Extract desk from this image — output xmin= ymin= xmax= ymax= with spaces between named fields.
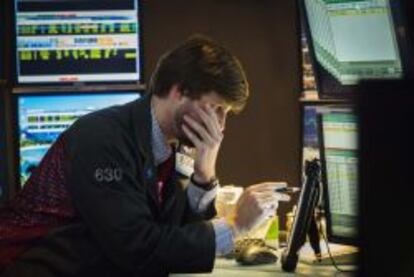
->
xmin=172 ymin=250 xmax=357 ymax=277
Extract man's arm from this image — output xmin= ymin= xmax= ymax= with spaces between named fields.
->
xmin=186 ymin=180 xmax=218 ymax=211
xmin=65 ymin=119 xmax=216 ymax=274
xmin=185 ymin=180 xmax=237 ymax=256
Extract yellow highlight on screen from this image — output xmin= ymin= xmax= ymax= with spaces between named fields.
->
xmin=125 ymin=52 xmax=136 ymax=59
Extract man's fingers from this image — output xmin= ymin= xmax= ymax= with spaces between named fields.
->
xmin=183 ymin=115 xmax=214 ymax=144
xmin=182 ymin=124 xmax=201 ymax=147
xmin=275 ymin=193 xmax=291 ymax=202
xmin=205 ymin=104 xmax=226 ymax=134
xmin=195 ymin=105 xmax=221 ymax=139
xmin=253 ymin=192 xmax=277 ymax=201
xmin=254 ymin=192 xmax=291 ymax=205
xmin=248 ymin=190 xmax=290 ymax=213
xmin=259 ymin=199 xmax=279 ymax=210
xmin=271 ymin=182 xmax=288 ymax=190
xmin=247 ymin=182 xmax=288 ymax=192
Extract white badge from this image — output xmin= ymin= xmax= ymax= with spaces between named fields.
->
xmin=175 ymin=152 xmax=194 ymax=177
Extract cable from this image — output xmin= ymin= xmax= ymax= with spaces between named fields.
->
xmin=317 ymin=220 xmax=356 ymax=275
xmin=314 ymin=168 xmax=356 ymax=275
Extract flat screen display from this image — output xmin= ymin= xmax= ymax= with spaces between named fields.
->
xmin=18 ymin=92 xmax=140 ymax=184
xmin=301 ymin=0 xmax=405 ymax=98
xmin=320 ymin=110 xmax=359 ymax=244
xmin=15 ymin=0 xmax=141 ymax=84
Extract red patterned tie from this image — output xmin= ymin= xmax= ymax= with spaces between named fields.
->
xmin=156 ymin=154 xmax=174 ymax=205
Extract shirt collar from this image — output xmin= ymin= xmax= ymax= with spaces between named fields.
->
xmin=151 ymin=101 xmax=173 ymax=166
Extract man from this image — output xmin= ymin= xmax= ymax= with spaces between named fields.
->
xmin=0 ymin=35 xmax=289 ymax=276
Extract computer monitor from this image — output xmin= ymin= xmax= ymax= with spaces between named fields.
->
xmin=303 ymin=105 xmax=320 ymax=149
xmin=14 ymin=0 xmax=142 ymax=84
xmin=16 ymin=91 xmax=141 ymax=185
xmin=301 ymin=105 xmax=338 ymax=173
xmin=358 ymin=80 xmax=414 ymax=276
xmin=301 ymin=105 xmax=321 ymax=183
xmin=299 ymin=0 xmax=408 ymax=98
xmin=318 ymin=108 xmax=359 ymax=246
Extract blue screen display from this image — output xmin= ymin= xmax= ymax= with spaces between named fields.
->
xmin=18 ymin=92 xmax=140 ymax=184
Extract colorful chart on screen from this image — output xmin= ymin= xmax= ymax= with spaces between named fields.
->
xmin=18 ymin=92 xmax=140 ymax=185
xmin=15 ymin=0 xmax=141 ymax=84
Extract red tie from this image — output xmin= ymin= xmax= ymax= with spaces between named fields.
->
xmin=156 ymin=154 xmax=174 ymax=205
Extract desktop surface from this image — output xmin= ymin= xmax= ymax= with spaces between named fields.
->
xmin=172 ymin=246 xmax=357 ymax=277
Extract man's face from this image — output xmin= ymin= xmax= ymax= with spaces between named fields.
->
xmin=172 ymin=92 xmax=231 ymax=147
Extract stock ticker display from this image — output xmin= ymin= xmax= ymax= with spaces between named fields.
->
xmin=17 ymin=92 xmax=140 ymax=185
xmin=15 ymin=0 xmax=141 ymax=84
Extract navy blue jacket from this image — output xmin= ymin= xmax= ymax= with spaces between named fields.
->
xmin=2 ymin=94 xmax=216 ymax=277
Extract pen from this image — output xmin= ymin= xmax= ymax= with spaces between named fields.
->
xmin=274 ymin=187 xmax=301 ymax=194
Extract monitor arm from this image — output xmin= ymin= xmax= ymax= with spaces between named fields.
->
xmin=281 ymin=159 xmax=321 ymax=272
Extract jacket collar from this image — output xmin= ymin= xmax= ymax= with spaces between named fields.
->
xmin=131 ymin=92 xmax=155 ymax=168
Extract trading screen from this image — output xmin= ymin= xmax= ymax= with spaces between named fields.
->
xmin=304 ymin=0 xmax=402 ymax=85
xmin=15 ymin=0 xmax=141 ymax=83
xmin=18 ymin=92 xmax=140 ymax=185
xmin=321 ymin=112 xmax=358 ymax=239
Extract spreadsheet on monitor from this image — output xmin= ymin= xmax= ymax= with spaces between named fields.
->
xmin=321 ymin=112 xmax=358 ymax=238
xmin=304 ymin=0 xmax=402 ymax=85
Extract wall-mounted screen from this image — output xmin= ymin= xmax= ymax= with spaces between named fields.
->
xmin=300 ymin=0 xmax=407 ymax=98
xmin=17 ymin=92 xmax=140 ymax=184
xmin=15 ymin=0 xmax=141 ymax=84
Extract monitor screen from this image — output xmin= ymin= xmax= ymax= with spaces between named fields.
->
xmin=14 ymin=0 xmax=141 ymax=84
xmin=303 ymin=106 xmax=319 ymax=149
xmin=302 ymin=106 xmax=320 ymax=175
xmin=301 ymin=0 xmax=405 ymax=98
xmin=319 ymin=109 xmax=359 ymax=245
xmin=17 ymin=92 xmax=140 ymax=185
xmin=302 ymin=105 xmax=338 ymax=166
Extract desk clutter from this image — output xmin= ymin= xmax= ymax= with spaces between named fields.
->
xmin=224 ymin=238 xmax=278 ymax=266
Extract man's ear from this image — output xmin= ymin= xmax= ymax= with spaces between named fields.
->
xmin=168 ymin=84 xmax=184 ymax=101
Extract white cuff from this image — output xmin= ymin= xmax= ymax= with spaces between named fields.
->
xmin=187 ymin=182 xmax=218 ymax=213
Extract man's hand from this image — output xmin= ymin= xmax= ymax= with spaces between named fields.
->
xmin=225 ymin=182 xmax=291 ymax=236
xmin=182 ymin=104 xmax=224 ymax=184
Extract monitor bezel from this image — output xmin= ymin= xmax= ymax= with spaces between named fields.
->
xmin=11 ymin=0 xmax=144 ymax=87
xmin=298 ymin=0 xmax=412 ymax=99
xmin=317 ymin=106 xmax=359 ymax=246
xmin=12 ymin=87 xmax=143 ymax=188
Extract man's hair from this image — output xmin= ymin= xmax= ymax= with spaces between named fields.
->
xmin=148 ymin=34 xmax=249 ymax=113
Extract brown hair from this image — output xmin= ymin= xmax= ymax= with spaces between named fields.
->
xmin=149 ymin=34 xmax=249 ymax=113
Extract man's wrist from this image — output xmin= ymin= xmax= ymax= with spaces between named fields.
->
xmin=192 ymin=172 xmax=216 ymax=184
xmin=191 ymin=173 xmax=218 ymax=190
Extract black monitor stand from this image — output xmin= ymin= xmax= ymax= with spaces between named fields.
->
xmin=281 ymin=159 xmax=321 ymax=272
